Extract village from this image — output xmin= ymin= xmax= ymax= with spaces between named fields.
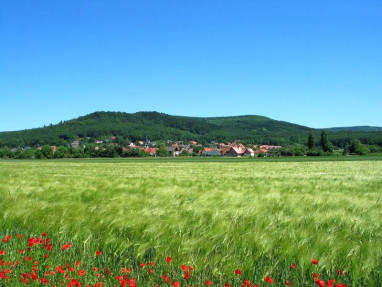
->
xmin=67 ymin=137 xmax=282 ymax=157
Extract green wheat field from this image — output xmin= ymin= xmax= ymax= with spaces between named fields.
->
xmin=0 ymin=158 xmax=381 ymax=286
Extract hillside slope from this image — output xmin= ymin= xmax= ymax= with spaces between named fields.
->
xmin=326 ymin=126 xmax=382 ymax=132
xmin=0 ymin=111 xmax=381 ymax=147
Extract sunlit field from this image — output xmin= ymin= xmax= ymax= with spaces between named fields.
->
xmin=1 ymin=159 xmax=381 ymax=286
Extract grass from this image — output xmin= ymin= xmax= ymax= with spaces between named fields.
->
xmin=0 ymin=158 xmax=381 ymax=286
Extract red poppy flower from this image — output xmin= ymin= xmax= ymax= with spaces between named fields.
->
xmin=235 ymin=269 xmax=242 ymax=275
xmin=62 ymin=243 xmax=71 ymax=251
xmin=286 ymin=281 xmax=290 ymax=286
xmin=96 ymin=250 xmax=102 ymax=256
xmin=56 ymin=265 xmax=65 ymax=273
xmin=315 ymin=279 xmax=325 ymax=287
xmin=205 ymin=280 xmax=211 ymax=286
xmin=0 ymin=250 xmax=4 ymax=256
xmin=162 ymin=275 xmax=170 ymax=283
xmin=312 ymin=259 xmax=318 ymax=265
xmin=338 ymin=269 xmax=343 ymax=276
xmin=265 ymin=276 xmax=273 ymax=284
xmin=78 ymin=270 xmax=86 ymax=276
xmin=166 ymin=257 xmax=172 ymax=263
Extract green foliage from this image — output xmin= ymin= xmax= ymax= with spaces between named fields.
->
xmin=306 ymin=148 xmax=323 ymax=156
xmin=350 ymin=139 xmax=370 ymax=155
xmin=41 ymin=145 xmax=53 ymax=159
xmin=291 ymin=144 xmax=306 ymax=156
xmin=320 ymin=130 xmax=328 ymax=151
xmin=1 ymin=112 xmax=381 ymax=150
xmin=156 ymin=145 xmax=168 ymax=157
xmin=308 ymin=131 xmax=315 ymax=150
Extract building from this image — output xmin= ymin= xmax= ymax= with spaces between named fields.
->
xmin=167 ymin=146 xmax=181 ymax=157
xmin=203 ymin=149 xmax=221 ymax=156
xmin=71 ymin=140 xmax=80 ymax=149
xmin=226 ymin=147 xmax=244 ymax=157
xmin=243 ymin=148 xmax=255 ymax=157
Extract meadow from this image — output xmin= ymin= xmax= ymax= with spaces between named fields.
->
xmin=0 ymin=158 xmax=381 ymax=286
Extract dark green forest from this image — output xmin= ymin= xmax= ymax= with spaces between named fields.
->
xmin=0 ymin=111 xmax=381 ymax=149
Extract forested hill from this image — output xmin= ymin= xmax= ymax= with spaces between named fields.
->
xmin=0 ymin=111 xmax=381 ymax=148
xmin=326 ymin=126 xmax=382 ymax=132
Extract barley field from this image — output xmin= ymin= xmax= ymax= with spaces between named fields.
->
xmin=0 ymin=159 xmax=381 ymax=286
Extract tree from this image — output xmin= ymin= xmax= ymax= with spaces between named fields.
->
xmin=55 ymin=146 xmax=68 ymax=158
xmin=292 ymin=145 xmax=305 ymax=156
xmin=41 ymin=145 xmax=53 ymax=159
xmin=320 ymin=131 xmax=331 ymax=152
xmin=349 ymin=139 xmax=369 ymax=155
xmin=157 ymin=145 xmax=168 ymax=157
xmin=308 ymin=132 xmax=315 ymax=150
xmin=181 ymin=150 xmax=191 ymax=156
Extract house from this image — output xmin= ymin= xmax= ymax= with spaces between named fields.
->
xmin=202 ymin=147 xmax=212 ymax=155
xmin=149 ymin=147 xmax=157 ymax=156
xmin=167 ymin=146 xmax=181 ymax=157
xmin=181 ymin=148 xmax=193 ymax=155
xmin=255 ymin=148 xmax=268 ymax=156
xmin=219 ymin=148 xmax=230 ymax=155
xmin=243 ymin=148 xmax=255 ymax=157
xmin=203 ymin=149 xmax=221 ymax=156
xmin=71 ymin=140 xmax=80 ymax=149
xmin=260 ymin=148 xmax=268 ymax=154
xmin=226 ymin=147 xmax=244 ymax=157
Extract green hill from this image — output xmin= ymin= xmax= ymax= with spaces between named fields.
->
xmin=0 ymin=111 xmax=381 ymax=148
xmin=326 ymin=126 xmax=382 ymax=132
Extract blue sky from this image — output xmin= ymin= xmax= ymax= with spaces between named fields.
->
xmin=1 ymin=0 xmax=381 ymax=131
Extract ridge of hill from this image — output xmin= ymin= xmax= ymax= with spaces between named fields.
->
xmin=325 ymin=126 xmax=382 ymax=132
xmin=0 ymin=111 xmax=381 ymax=148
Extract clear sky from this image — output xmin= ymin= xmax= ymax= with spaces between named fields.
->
xmin=1 ymin=0 xmax=381 ymax=132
